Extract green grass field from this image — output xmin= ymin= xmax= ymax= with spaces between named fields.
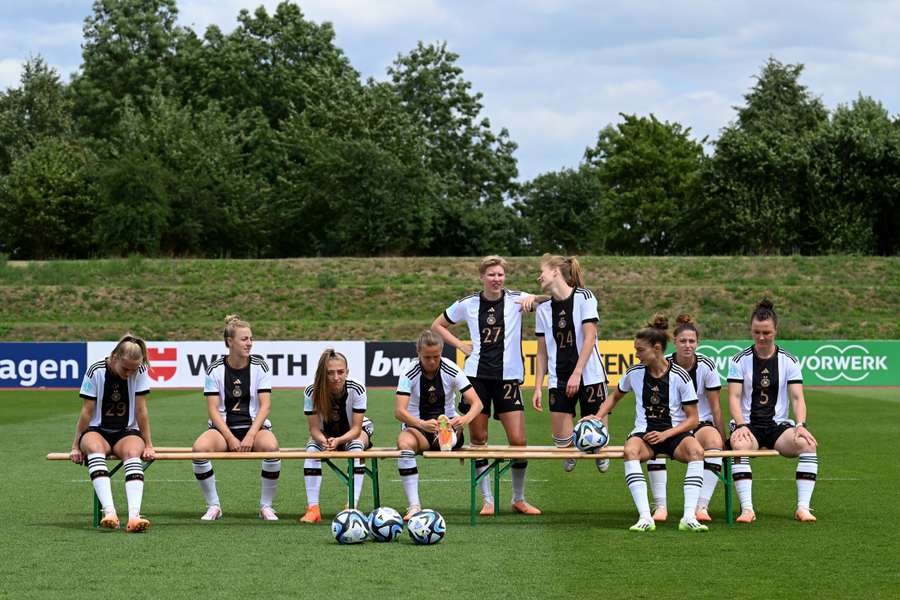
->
xmin=2 ymin=387 xmax=897 ymax=599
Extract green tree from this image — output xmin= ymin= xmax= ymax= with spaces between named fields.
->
xmin=708 ymin=58 xmax=828 ymax=254
xmin=517 ymin=166 xmax=604 ymax=254
xmin=387 ymin=42 xmax=521 ymax=254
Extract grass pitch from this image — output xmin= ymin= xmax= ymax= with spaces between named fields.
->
xmin=1 ymin=387 xmax=898 ymax=599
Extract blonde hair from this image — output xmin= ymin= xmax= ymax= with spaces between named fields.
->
xmin=416 ymin=329 xmax=444 ymax=352
xmin=312 ymin=348 xmax=348 ymax=421
xmin=110 ymin=333 xmax=149 ymax=365
xmin=636 ymin=314 xmax=671 ymax=351
xmin=540 ymin=254 xmax=584 ymax=288
xmin=479 ymin=255 xmax=508 ymax=275
xmin=223 ymin=314 xmax=251 ymax=348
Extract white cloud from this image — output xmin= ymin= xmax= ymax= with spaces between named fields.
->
xmin=0 ymin=58 xmax=24 ymax=90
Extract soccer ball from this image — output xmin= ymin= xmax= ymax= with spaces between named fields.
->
xmin=406 ymin=509 xmax=445 ymax=545
xmin=331 ymin=509 xmax=369 ymax=544
xmin=368 ymin=507 xmax=403 ymax=543
xmin=574 ymin=419 xmax=610 ymax=452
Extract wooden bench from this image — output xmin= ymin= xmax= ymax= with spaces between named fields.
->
xmin=46 ymin=447 xmax=401 ymax=527
xmin=423 ymin=446 xmax=780 ymax=526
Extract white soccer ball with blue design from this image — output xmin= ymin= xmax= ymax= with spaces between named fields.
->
xmin=368 ymin=507 xmax=403 ymax=543
xmin=332 ymin=509 xmax=369 ymax=544
xmin=574 ymin=419 xmax=610 ymax=452
xmin=407 ymin=509 xmax=446 ymax=545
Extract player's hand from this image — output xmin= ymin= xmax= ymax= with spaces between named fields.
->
xmin=422 ymin=419 xmax=439 ymax=433
xmin=324 ymin=437 xmax=337 ymax=451
xmin=730 ymin=426 xmax=752 ymax=445
xmin=565 ymin=373 xmax=581 ymax=398
xmin=226 ymin=434 xmax=242 ymax=452
xmin=643 ymin=430 xmax=665 ymax=444
xmin=532 ymin=389 xmax=543 ymax=412
xmin=142 ymin=445 xmax=155 ymax=461
xmin=578 ymin=414 xmax=600 ymax=424
xmin=795 ymin=426 xmax=817 ymax=448
xmin=515 ymin=296 xmax=536 ymax=312
xmin=449 ymin=416 xmax=464 ymax=429
xmin=458 ymin=342 xmax=473 ymax=357
xmin=70 ymin=447 xmax=84 ymax=465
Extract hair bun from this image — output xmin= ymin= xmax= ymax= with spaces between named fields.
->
xmin=756 ymin=299 xmax=774 ymax=311
xmin=224 ymin=314 xmax=241 ymax=325
xmin=675 ymin=313 xmax=694 ymax=326
xmin=648 ymin=313 xmax=669 ymax=330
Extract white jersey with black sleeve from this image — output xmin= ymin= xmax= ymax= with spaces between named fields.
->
xmin=204 ymin=356 xmax=272 ymax=429
xmin=79 ymin=359 xmax=150 ymax=430
xmin=617 ymin=362 xmax=698 ymax=435
xmin=668 ymin=352 xmax=722 ymax=423
xmin=535 ymin=287 xmax=607 ymax=388
xmin=727 ymin=345 xmax=803 ymax=426
xmin=443 ymin=288 xmax=529 ymax=382
xmin=303 ymin=378 xmax=367 ymax=436
xmin=396 ymin=357 xmax=472 ymax=423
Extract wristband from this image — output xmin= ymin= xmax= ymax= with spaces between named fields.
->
xmin=734 ymin=424 xmax=748 ymax=431
xmin=796 ymin=422 xmax=807 ymax=429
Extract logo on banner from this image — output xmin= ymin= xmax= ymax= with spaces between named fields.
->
xmin=801 ymin=344 xmax=888 ymax=382
xmin=148 ymin=347 xmax=178 ymax=382
xmin=696 ymin=344 xmax=745 ymax=383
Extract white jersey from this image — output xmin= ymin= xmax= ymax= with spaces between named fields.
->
xmin=535 ymin=287 xmax=607 ymax=388
xmin=668 ymin=352 xmax=721 ymax=423
xmin=617 ymin=362 xmax=698 ymax=435
xmin=304 ymin=378 xmax=367 ymax=436
xmin=444 ymin=289 xmax=530 ymax=382
xmin=396 ymin=357 xmax=472 ymax=422
xmin=727 ymin=345 xmax=803 ymax=425
xmin=204 ymin=356 xmax=272 ymax=429
xmin=79 ymin=359 xmax=150 ymax=430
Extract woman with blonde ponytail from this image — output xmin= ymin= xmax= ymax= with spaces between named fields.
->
xmin=70 ymin=334 xmax=154 ymax=532
xmin=532 ymin=254 xmax=610 ymax=473
xmin=590 ymin=315 xmax=709 ymax=533
xmin=190 ymin=315 xmax=281 ymax=521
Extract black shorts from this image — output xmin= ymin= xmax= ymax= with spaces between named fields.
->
xmin=630 ymin=431 xmax=694 ymax=458
xmin=80 ymin=426 xmax=142 ymax=449
xmin=408 ymin=426 xmax=466 ymax=451
xmin=465 ymin=378 xmax=524 ymax=419
xmin=548 ymin=381 xmax=608 ymax=417
xmin=745 ymin=422 xmax=793 ymax=449
xmin=693 ymin=420 xmax=716 ymax=434
xmin=207 ymin=424 xmax=272 ymax=442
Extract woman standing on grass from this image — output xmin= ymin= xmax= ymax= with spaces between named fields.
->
xmin=69 ymin=334 xmax=154 ymax=533
xmin=645 ymin=314 xmax=725 ymax=523
xmin=431 ymin=255 xmax=542 ymax=516
xmin=589 ymin=316 xmax=709 ymax=533
xmin=531 ymin=254 xmax=610 ymax=473
xmin=728 ymin=299 xmax=819 ymax=523
xmin=190 ymin=315 xmax=281 ymax=521
xmin=299 ymin=348 xmax=373 ymax=523
xmin=394 ymin=330 xmax=483 ymax=521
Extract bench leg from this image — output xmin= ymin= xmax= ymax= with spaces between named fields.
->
xmin=470 ymin=459 xmax=477 ymax=526
xmin=371 ymin=458 xmax=380 ymax=508
xmin=724 ymin=457 xmax=734 ymax=525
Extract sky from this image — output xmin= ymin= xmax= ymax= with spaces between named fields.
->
xmin=2 ymin=0 xmax=900 ymax=181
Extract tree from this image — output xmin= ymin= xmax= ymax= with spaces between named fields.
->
xmin=708 ymin=58 xmax=828 ymax=254
xmin=585 ymin=114 xmax=707 ymax=255
xmin=517 ymin=166 xmax=604 ymax=254
xmin=387 ymin=42 xmax=521 ymax=254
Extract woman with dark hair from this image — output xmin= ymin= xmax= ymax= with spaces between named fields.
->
xmin=299 ymin=348 xmax=372 ymax=524
xmin=590 ymin=315 xmax=709 ymax=533
xmin=70 ymin=334 xmax=154 ymax=532
xmin=728 ymin=299 xmax=818 ymax=523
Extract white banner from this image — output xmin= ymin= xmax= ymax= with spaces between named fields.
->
xmin=87 ymin=341 xmax=365 ymax=389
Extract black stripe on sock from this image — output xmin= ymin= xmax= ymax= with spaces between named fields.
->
xmin=261 ymin=470 xmax=280 ymax=480
xmin=89 ymin=470 xmax=109 ymax=480
xmin=125 ymin=473 xmax=144 ymax=482
xmin=398 ymin=467 xmax=419 ymax=476
xmin=194 ymin=469 xmax=214 ymax=480
xmin=796 ymin=472 xmax=817 ymax=481
xmin=732 ymin=472 xmax=752 ymax=481
xmin=647 ymin=463 xmax=667 ymax=471
xmin=304 ymin=468 xmax=322 ymax=476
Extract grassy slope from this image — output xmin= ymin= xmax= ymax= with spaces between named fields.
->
xmin=2 ymin=388 xmax=898 ymax=599
xmin=0 ymin=256 xmax=898 ymax=341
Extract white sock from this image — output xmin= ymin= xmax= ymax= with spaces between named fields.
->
xmin=647 ymin=458 xmax=667 ymax=508
xmin=796 ymin=453 xmax=818 ymax=509
xmin=732 ymin=457 xmax=753 ymax=511
xmin=87 ymin=453 xmax=115 ymax=513
xmin=475 ymin=459 xmax=494 ymax=504
xmin=398 ymin=450 xmax=420 ymax=507
xmin=624 ymin=460 xmax=651 ymax=519
xmin=123 ymin=457 xmax=144 ymax=519
xmin=192 ymin=460 xmax=220 ymax=508
xmin=683 ymin=460 xmax=704 ymax=521
xmin=511 ymin=460 xmax=527 ymax=503
xmin=348 ymin=440 xmax=366 ymax=508
xmin=303 ymin=441 xmax=323 ymax=506
xmin=699 ymin=454 xmax=723 ymax=508
xmin=260 ymin=459 xmax=281 ymax=508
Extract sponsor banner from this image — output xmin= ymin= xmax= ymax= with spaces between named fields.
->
xmin=0 ymin=343 xmax=87 ymax=388
xmin=456 ymin=340 xmax=900 ymax=388
xmin=697 ymin=341 xmax=897 ymax=387
xmin=366 ymin=342 xmax=456 ymax=387
xmin=87 ymin=341 xmax=364 ymax=389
